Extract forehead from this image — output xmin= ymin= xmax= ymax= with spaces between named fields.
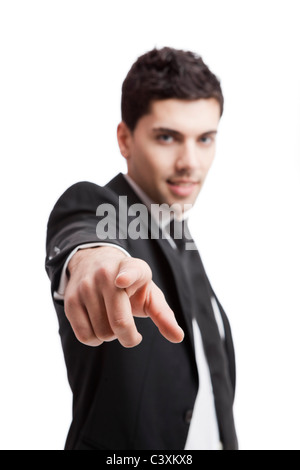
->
xmin=141 ymin=98 xmax=221 ymax=134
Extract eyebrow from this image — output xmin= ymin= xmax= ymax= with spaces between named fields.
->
xmin=152 ymin=127 xmax=218 ymax=138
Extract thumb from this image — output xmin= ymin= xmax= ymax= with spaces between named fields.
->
xmin=115 ymin=258 xmax=152 ymax=291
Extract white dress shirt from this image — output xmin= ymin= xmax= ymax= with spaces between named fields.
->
xmin=54 ymin=174 xmax=224 ymax=450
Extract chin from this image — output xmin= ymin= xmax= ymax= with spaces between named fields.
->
xmin=170 ymin=193 xmax=197 ymax=205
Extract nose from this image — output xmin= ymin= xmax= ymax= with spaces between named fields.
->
xmin=175 ymin=141 xmax=198 ymax=172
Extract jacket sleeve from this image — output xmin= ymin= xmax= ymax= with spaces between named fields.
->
xmin=45 ymin=181 xmax=129 ymax=296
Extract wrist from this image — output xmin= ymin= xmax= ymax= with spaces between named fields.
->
xmin=67 ymin=246 xmax=127 ymax=277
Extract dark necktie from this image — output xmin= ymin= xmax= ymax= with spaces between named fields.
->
xmin=168 ymin=218 xmax=238 ymax=450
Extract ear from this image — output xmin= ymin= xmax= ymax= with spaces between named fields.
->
xmin=117 ymin=121 xmax=132 ymax=160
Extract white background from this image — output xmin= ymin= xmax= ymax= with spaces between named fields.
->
xmin=0 ymin=0 xmax=299 ymax=450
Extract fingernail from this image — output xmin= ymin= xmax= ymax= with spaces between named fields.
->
xmin=116 ymin=271 xmax=127 ymax=280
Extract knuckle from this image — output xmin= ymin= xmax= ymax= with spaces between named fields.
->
xmin=135 ymin=259 xmax=152 ymax=278
xmin=93 ymin=324 xmax=115 ymax=342
xmin=111 ymin=316 xmax=131 ymax=331
xmin=120 ymin=334 xmax=142 ymax=349
xmin=78 ymin=278 xmax=92 ymax=296
xmin=95 ymin=266 xmax=113 ymax=284
xmin=75 ymin=327 xmax=101 ymax=347
xmin=98 ymin=331 xmax=116 ymax=342
xmin=64 ymin=293 xmax=79 ymax=317
xmin=76 ymin=328 xmax=92 ymax=344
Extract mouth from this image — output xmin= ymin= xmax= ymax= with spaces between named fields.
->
xmin=166 ymin=179 xmax=200 ymax=197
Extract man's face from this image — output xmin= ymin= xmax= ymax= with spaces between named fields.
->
xmin=117 ymin=98 xmax=221 ymax=212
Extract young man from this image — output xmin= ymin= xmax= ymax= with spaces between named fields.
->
xmin=45 ymin=47 xmax=238 ymax=450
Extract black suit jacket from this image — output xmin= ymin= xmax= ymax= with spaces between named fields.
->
xmin=45 ymin=173 xmax=238 ymax=450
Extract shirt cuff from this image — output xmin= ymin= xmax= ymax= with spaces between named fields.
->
xmin=53 ymin=243 xmax=131 ymax=300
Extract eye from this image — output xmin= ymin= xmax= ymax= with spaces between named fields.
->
xmin=156 ymin=134 xmax=174 ymax=144
xmin=199 ymin=135 xmax=214 ymax=145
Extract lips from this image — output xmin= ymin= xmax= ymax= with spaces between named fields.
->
xmin=167 ymin=179 xmax=199 ymax=197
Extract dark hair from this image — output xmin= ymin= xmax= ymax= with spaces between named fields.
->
xmin=121 ymin=47 xmax=224 ymax=131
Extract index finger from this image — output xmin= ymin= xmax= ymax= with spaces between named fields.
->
xmin=145 ymin=282 xmax=185 ymax=343
xmin=104 ymin=286 xmax=143 ymax=348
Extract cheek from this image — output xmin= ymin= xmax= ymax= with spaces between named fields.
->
xmin=202 ymin=151 xmax=216 ymax=172
xmin=130 ymin=136 xmax=174 ymax=179
xmin=138 ymin=149 xmax=169 ymax=176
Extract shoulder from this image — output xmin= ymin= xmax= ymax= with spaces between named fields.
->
xmin=47 ymin=180 xmax=122 ymax=236
xmin=51 ymin=180 xmax=119 ymax=211
xmin=58 ymin=180 xmax=107 ymax=200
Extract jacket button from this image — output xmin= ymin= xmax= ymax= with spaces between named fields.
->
xmin=184 ymin=409 xmax=193 ymax=424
